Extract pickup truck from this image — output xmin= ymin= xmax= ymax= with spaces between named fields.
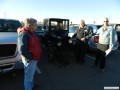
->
xmin=0 ymin=19 xmax=23 ymax=73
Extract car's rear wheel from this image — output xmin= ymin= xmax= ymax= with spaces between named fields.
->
xmin=48 ymin=45 xmax=56 ymax=63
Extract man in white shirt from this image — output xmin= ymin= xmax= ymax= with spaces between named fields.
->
xmin=92 ymin=17 xmax=115 ymax=72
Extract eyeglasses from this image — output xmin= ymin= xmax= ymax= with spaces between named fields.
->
xmin=104 ymin=21 xmax=108 ymax=22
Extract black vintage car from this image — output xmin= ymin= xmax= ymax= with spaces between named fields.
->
xmin=42 ymin=18 xmax=71 ymax=63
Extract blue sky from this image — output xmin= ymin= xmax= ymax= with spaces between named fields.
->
xmin=0 ymin=0 xmax=120 ymax=24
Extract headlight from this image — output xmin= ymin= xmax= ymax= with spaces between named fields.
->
xmin=57 ymin=42 xmax=62 ymax=46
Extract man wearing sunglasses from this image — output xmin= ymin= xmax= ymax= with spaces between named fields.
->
xmin=92 ymin=17 xmax=116 ymax=72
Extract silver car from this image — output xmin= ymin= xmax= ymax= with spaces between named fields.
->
xmin=0 ymin=19 xmax=23 ymax=73
xmin=112 ymin=24 xmax=120 ymax=47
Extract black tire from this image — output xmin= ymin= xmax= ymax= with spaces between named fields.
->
xmin=48 ymin=45 xmax=55 ymax=63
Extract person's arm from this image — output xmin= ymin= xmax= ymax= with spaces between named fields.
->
xmin=109 ymin=29 xmax=114 ymax=49
xmin=85 ymin=26 xmax=93 ymax=40
xmin=105 ymin=28 xmax=114 ymax=56
xmin=18 ymin=32 xmax=33 ymax=61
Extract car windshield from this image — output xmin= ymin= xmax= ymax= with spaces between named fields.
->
xmin=87 ymin=24 xmax=102 ymax=33
xmin=0 ymin=20 xmax=22 ymax=32
xmin=36 ymin=25 xmax=44 ymax=31
xmin=115 ymin=24 xmax=120 ymax=31
xmin=69 ymin=26 xmax=78 ymax=33
xmin=96 ymin=25 xmax=102 ymax=29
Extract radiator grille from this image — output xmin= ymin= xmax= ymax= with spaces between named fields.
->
xmin=0 ymin=44 xmax=17 ymax=58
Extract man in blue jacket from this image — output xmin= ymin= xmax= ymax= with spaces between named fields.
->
xmin=17 ymin=18 xmax=42 ymax=90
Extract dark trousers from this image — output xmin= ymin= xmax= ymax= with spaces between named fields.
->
xmin=95 ymin=43 xmax=109 ymax=69
xmin=74 ymin=39 xmax=88 ymax=63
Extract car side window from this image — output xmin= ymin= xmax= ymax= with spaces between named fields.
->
xmin=0 ymin=23 xmax=4 ymax=31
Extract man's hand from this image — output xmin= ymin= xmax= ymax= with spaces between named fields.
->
xmin=81 ymin=38 xmax=85 ymax=41
xmin=105 ymin=48 xmax=112 ymax=56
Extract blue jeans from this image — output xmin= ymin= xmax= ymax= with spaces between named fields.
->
xmin=22 ymin=56 xmax=37 ymax=90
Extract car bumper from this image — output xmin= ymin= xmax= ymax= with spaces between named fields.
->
xmin=0 ymin=53 xmax=23 ymax=73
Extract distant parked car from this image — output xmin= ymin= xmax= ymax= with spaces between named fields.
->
xmin=112 ymin=24 xmax=120 ymax=47
xmin=36 ymin=25 xmax=44 ymax=37
xmin=68 ymin=24 xmax=102 ymax=51
xmin=0 ymin=19 xmax=23 ymax=73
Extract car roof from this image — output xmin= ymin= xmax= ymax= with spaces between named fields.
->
xmin=0 ymin=18 xmax=20 ymax=22
xmin=43 ymin=18 xmax=69 ymax=21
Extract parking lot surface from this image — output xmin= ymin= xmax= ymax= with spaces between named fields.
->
xmin=0 ymin=49 xmax=120 ymax=90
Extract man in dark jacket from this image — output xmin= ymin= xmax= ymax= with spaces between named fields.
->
xmin=74 ymin=20 xmax=93 ymax=64
xmin=17 ymin=18 xmax=42 ymax=90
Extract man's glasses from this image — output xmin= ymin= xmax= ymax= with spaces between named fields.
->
xmin=104 ymin=21 xmax=108 ymax=22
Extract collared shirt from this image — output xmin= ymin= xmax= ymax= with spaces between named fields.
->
xmin=97 ymin=26 xmax=114 ymax=48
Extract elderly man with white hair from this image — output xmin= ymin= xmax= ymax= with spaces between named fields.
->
xmin=74 ymin=19 xmax=93 ymax=65
xmin=17 ymin=18 xmax=42 ymax=90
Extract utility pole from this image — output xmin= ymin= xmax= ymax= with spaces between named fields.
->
xmin=108 ymin=13 xmax=111 ymax=23
xmin=93 ymin=20 xmax=96 ymax=24
xmin=4 ymin=12 xmax=6 ymax=18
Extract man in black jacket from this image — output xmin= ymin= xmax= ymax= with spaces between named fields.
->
xmin=74 ymin=20 xmax=93 ymax=64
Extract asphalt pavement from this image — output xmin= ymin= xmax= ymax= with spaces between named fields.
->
xmin=36 ymin=49 xmax=120 ymax=90
xmin=0 ymin=49 xmax=120 ymax=90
